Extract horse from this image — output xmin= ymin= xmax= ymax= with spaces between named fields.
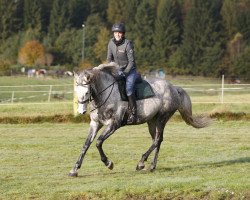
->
xmin=69 ymin=63 xmax=212 ymax=177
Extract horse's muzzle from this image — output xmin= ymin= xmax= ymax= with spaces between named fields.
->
xmin=77 ymin=103 xmax=87 ymax=114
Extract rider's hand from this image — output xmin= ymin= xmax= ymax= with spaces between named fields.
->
xmin=118 ymin=70 xmax=125 ymax=77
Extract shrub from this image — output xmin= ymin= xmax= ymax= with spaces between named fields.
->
xmin=0 ymin=60 xmax=11 ymax=76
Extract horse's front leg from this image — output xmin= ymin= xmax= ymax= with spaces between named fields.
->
xmin=96 ymin=123 xmax=118 ymax=170
xmin=69 ymin=121 xmax=102 ymax=177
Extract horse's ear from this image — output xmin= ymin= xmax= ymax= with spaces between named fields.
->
xmin=84 ymin=70 xmax=94 ymax=83
xmin=85 ymin=73 xmax=91 ymax=82
xmin=73 ymin=71 xmax=78 ymax=78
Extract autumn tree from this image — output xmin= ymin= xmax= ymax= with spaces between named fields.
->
xmin=18 ymin=40 xmax=46 ymax=67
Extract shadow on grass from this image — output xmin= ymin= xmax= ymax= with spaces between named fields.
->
xmin=70 ymin=157 xmax=250 ymax=177
xmin=159 ymin=157 xmax=250 ymax=172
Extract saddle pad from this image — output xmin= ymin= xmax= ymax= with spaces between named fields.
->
xmin=118 ymin=79 xmax=155 ymax=101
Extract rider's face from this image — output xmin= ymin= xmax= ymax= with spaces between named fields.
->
xmin=114 ymin=32 xmax=124 ymax=41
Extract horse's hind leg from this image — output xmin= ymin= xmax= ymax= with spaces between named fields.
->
xmin=136 ymin=119 xmax=157 ymax=170
xmin=150 ymin=130 xmax=163 ymax=172
xmin=150 ymin=112 xmax=175 ymax=171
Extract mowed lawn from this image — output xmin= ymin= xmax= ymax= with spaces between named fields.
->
xmin=0 ymin=121 xmax=249 ymax=200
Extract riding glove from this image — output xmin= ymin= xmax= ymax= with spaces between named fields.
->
xmin=118 ymin=70 xmax=125 ymax=77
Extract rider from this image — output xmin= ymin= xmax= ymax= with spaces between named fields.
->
xmin=107 ymin=22 xmax=140 ymax=124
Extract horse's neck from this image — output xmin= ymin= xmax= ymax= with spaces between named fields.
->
xmin=91 ymin=72 xmax=116 ymax=101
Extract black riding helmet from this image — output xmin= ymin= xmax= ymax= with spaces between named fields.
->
xmin=111 ymin=23 xmax=126 ymax=33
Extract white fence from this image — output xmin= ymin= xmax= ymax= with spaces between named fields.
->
xmin=0 ymin=84 xmax=73 ymax=104
xmin=0 ymin=82 xmax=250 ymax=105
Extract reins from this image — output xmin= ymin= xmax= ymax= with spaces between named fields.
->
xmin=88 ymin=80 xmax=117 ymax=112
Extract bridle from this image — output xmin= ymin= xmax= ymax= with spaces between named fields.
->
xmin=77 ymin=80 xmax=117 ymax=112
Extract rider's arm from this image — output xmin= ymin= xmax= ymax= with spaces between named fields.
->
xmin=107 ymin=40 xmax=114 ymax=63
xmin=123 ymin=41 xmax=135 ymax=75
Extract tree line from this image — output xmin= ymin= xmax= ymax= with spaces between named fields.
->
xmin=0 ymin=0 xmax=249 ymax=80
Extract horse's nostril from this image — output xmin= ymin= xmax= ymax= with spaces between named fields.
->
xmin=77 ymin=103 xmax=87 ymax=114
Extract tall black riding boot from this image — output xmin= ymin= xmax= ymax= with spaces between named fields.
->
xmin=127 ymin=93 xmax=137 ymax=124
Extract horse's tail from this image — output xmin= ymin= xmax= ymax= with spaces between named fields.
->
xmin=176 ymin=86 xmax=212 ymax=128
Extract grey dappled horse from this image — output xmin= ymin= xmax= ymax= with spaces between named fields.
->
xmin=69 ymin=64 xmax=212 ymax=177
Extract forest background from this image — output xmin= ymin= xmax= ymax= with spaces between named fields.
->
xmin=0 ymin=0 xmax=250 ymax=80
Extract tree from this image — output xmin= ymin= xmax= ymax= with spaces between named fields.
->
xmin=134 ymin=0 xmax=156 ymax=67
xmin=0 ymin=59 xmax=11 ymax=76
xmin=0 ymin=33 xmax=21 ymax=62
xmin=0 ymin=0 xmax=24 ymax=41
xmin=23 ymin=0 xmax=43 ymax=33
xmin=107 ymin=0 xmax=127 ymax=23
xmin=93 ymin=27 xmax=110 ymax=62
xmin=236 ymin=0 xmax=250 ymax=44
xmin=231 ymin=45 xmax=250 ymax=80
xmin=69 ymin=0 xmax=90 ymax=28
xmin=88 ymin=0 xmax=108 ymax=19
xmin=18 ymin=40 xmax=46 ymax=67
xmin=221 ymin=0 xmax=238 ymax=39
xmin=122 ymin=0 xmax=139 ymax=39
xmin=84 ymin=14 xmax=105 ymax=65
xmin=54 ymin=29 xmax=82 ymax=66
xmin=153 ymin=0 xmax=182 ymax=66
xmin=45 ymin=53 xmax=54 ymax=67
xmin=178 ymin=0 xmax=224 ymax=76
xmin=48 ymin=0 xmax=71 ymax=43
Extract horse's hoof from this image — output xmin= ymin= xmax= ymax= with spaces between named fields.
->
xmin=136 ymin=163 xmax=145 ymax=171
xmin=149 ymin=166 xmax=156 ymax=172
xmin=68 ymin=170 xmax=78 ymax=177
xmin=107 ymin=161 xmax=114 ymax=170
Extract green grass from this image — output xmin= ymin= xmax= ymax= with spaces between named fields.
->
xmin=0 ymin=102 xmax=74 ymax=117
xmin=0 ymin=76 xmax=73 ymax=86
xmin=0 ymin=122 xmax=249 ymax=199
xmin=0 ymin=76 xmax=74 ymax=103
xmin=0 ymin=102 xmax=249 ymax=118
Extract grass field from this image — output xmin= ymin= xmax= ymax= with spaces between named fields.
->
xmin=0 ymin=102 xmax=249 ymax=118
xmin=0 ymin=121 xmax=249 ymax=199
xmin=0 ymin=76 xmax=249 ymax=118
xmin=1 ymin=76 xmax=250 ymax=104
xmin=0 ymin=75 xmax=249 ymax=199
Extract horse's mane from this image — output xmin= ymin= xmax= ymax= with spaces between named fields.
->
xmin=93 ymin=62 xmax=119 ymax=79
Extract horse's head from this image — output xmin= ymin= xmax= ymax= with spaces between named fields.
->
xmin=74 ymin=70 xmax=94 ymax=114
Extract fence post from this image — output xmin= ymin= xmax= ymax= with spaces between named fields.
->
xmin=73 ymin=77 xmax=78 ymax=116
xmin=11 ymin=91 xmax=14 ymax=103
xmin=48 ymin=85 xmax=52 ymax=102
xmin=221 ymin=74 xmax=224 ymax=104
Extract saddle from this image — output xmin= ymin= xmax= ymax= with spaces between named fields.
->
xmin=117 ymin=79 xmax=155 ymax=101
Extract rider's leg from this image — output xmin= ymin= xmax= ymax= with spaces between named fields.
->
xmin=126 ymin=69 xmax=139 ymax=124
xmin=127 ymin=93 xmax=136 ymax=124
